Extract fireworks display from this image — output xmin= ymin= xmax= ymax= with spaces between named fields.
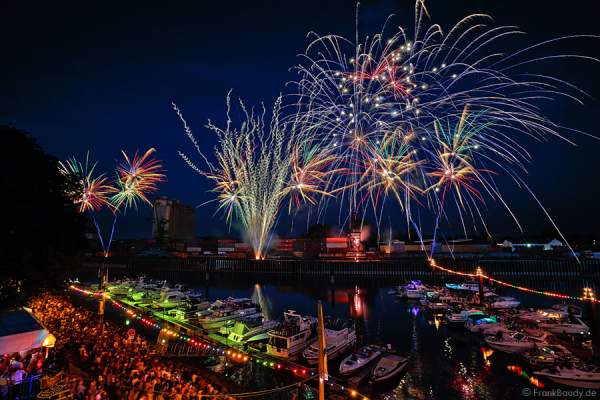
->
xmin=176 ymin=1 xmax=597 ymax=258
xmin=288 ymin=0 xmax=597 ymax=241
xmin=60 ymin=149 xmax=165 ymax=257
xmin=111 ymin=148 xmax=166 ymax=210
xmin=175 ymin=96 xmax=300 ymax=259
xmin=58 ymin=153 xmax=114 ymax=213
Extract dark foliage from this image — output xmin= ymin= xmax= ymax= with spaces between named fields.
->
xmin=0 ymin=125 xmax=85 ymax=307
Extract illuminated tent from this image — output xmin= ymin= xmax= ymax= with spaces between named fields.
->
xmin=0 ymin=309 xmax=50 ymax=354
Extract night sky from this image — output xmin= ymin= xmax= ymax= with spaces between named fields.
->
xmin=3 ymin=0 xmax=600 ymax=240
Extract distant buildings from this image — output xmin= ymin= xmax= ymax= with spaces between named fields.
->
xmin=152 ymin=197 xmax=195 ymax=246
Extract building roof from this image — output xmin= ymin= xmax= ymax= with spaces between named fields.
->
xmin=0 ymin=309 xmax=50 ymax=354
xmin=0 ymin=309 xmax=44 ymax=337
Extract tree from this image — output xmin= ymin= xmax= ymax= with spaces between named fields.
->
xmin=0 ymin=126 xmax=85 ymax=307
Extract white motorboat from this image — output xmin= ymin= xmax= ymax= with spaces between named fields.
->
xmin=339 ymin=345 xmax=384 ymax=375
xmin=445 ymin=309 xmax=485 ymax=324
xmin=370 ymin=354 xmax=409 ymax=383
xmin=398 ymin=280 xmax=427 ymax=299
xmin=198 ymin=302 xmax=261 ymax=330
xmin=267 ymin=310 xmax=317 ymax=359
xmin=484 ymin=330 xmax=550 ymax=354
xmin=516 ymin=308 xmax=569 ymax=324
xmin=151 ymin=289 xmax=190 ymax=309
xmin=539 ymin=316 xmax=590 ymax=336
xmin=465 ymin=314 xmax=499 ymax=334
xmin=303 ymin=321 xmax=357 ymax=365
xmin=106 ymin=279 xmax=134 ymax=296
xmin=551 ymin=303 xmax=583 ymax=318
xmin=424 ymin=301 xmax=450 ymax=312
xmin=222 ymin=316 xmax=279 ymax=344
xmin=536 ymin=365 xmax=600 ymax=389
xmin=490 ymin=296 xmax=520 ymax=310
xmin=522 ymin=345 xmax=574 ymax=367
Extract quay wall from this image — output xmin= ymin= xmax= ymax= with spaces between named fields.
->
xmin=82 ymin=256 xmax=599 ymax=281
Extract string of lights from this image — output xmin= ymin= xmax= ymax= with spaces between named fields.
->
xmin=68 ymin=285 xmax=373 ymax=400
xmin=428 ymin=260 xmax=598 ymax=303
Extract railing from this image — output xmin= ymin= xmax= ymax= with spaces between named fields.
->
xmin=81 ymin=255 xmax=600 ymax=281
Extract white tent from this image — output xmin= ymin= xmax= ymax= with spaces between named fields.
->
xmin=0 ymin=309 xmax=50 ymax=354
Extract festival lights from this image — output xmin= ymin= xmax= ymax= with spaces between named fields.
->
xmin=429 ymin=260 xmax=600 ymax=303
xmin=69 ymin=285 xmax=375 ymax=399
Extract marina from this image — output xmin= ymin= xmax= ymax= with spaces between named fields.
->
xmin=68 ymin=269 xmax=600 ymax=399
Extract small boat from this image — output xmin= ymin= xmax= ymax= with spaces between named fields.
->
xmin=465 ymin=314 xmax=499 ymax=334
xmin=539 ymin=316 xmax=590 ymax=336
xmin=445 ymin=282 xmax=486 ymax=292
xmin=516 ymin=308 xmax=569 ymax=324
xmin=339 ymin=345 xmax=384 ymax=375
xmin=303 ymin=321 xmax=357 ymax=365
xmin=490 ymin=296 xmax=520 ymax=310
xmin=446 ymin=309 xmax=485 ymax=325
xmin=484 ymin=330 xmax=550 ymax=354
xmin=425 ymin=301 xmax=450 ymax=312
xmin=370 ymin=354 xmax=409 ymax=383
xmin=522 ymin=345 xmax=574 ymax=367
xmin=551 ymin=303 xmax=583 ymax=318
xmin=397 ymin=280 xmax=427 ymax=299
xmin=536 ymin=365 xmax=600 ymax=389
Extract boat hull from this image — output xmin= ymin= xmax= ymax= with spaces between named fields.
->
xmin=536 ymin=373 xmax=600 ymax=389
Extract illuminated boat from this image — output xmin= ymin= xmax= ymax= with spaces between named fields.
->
xmin=538 ymin=316 xmax=590 ymax=336
xmin=397 ymin=280 xmax=427 ymax=299
xmin=303 ymin=320 xmax=357 ymax=365
xmin=220 ymin=316 xmax=279 ymax=344
xmin=522 ymin=345 xmax=574 ymax=367
xmin=465 ymin=314 xmax=499 ymax=333
xmin=490 ymin=296 xmax=520 ymax=310
xmin=484 ymin=330 xmax=550 ymax=354
xmin=536 ymin=366 xmax=600 ymax=389
xmin=267 ymin=310 xmax=317 ymax=359
xmin=198 ymin=299 xmax=261 ymax=330
xmin=445 ymin=309 xmax=485 ymax=324
xmin=339 ymin=345 xmax=384 ymax=375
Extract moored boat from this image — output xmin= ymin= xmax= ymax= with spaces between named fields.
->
xmin=339 ymin=345 xmax=384 ymax=375
xmin=484 ymin=330 xmax=550 ymax=354
xmin=370 ymin=354 xmax=409 ymax=383
xmin=267 ymin=311 xmax=317 ymax=359
xmin=465 ymin=314 xmax=499 ymax=334
xmin=535 ymin=365 xmax=600 ymax=389
xmin=303 ymin=320 xmax=357 ymax=365
xmin=398 ymin=280 xmax=427 ymax=299
xmin=490 ymin=296 xmax=520 ymax=310
xmin=538 ymin=316 xmax=590 ymax=336
xmin=224 ymin=316 xmax=279 ymax=344
xmin=446 ymin=309 xmax=485 ymax=325
xmin=522 ymin=345 xmax=574 ymax=367
xmin=198 ymin=300 xmax=261 ymax=330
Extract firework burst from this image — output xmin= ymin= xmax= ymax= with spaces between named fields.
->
xmin=111 ymin=148 xmax=166 ymax=210
xmin=289 ymin=0 xmax=598 ymax=243
xmin=175 ymin=96 xmax=298 ymax=259
xmin=58 ymin=154 xmax=115 ymax=213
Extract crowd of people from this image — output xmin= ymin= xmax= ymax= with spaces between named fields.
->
xmin=22 ymin=293 xmax=237 ymax=399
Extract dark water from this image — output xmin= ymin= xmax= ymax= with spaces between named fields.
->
xmin=77 ymin=270 xmax=598 ymax=399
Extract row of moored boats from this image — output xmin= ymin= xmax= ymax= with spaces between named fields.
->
xmin=105 ymin=277 xmax=408 ymax=383
xmin=393 ymin=280 xmax=599 ymax=389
